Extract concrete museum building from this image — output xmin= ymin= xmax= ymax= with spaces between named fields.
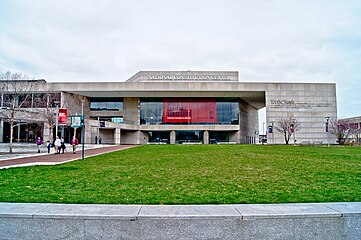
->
xmin=0 ymin=71 xmax=337 ymax=145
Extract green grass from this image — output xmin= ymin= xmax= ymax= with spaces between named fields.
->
xmin=1 ymin=145 xmax=360 ymax=204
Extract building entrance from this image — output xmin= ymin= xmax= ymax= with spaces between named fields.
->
xmin=209 ymin=131 xmax=230 ymax=144
xmin=147 ymin=131 xmax=170 ymax=144
xmin=175 ymin=130 xmax=203 ymax=144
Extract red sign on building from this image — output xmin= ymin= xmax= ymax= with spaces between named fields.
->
xmin=163 ymin=98 xmax=216 ymax=123
xmin=58 ymin=109 xmax=68 ymax=124
xmin=290 ymin=124 xmax=294 ymax=133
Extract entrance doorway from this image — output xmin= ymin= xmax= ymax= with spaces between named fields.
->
xmin=175 ymin=130 xmax=203 ymax=144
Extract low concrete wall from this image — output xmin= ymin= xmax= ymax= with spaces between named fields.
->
xmin=0 ymin=202 xmax=360 ymax=239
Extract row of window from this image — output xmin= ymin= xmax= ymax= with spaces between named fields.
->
xmin=1 ymin=93 xmax=61 ymax=108
xmin=147 ymin=131 xmax=230 ymax=144
xmin=89 ymin=97 xmax=124 ymax=111
xmin=140 ymin=98 xmax=240 ymax=125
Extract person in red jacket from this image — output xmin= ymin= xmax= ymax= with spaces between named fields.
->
xmin=35 ymin=137 xmax=43 ymax=153
xmin=71 ymin=136 xmax=79 ymax=154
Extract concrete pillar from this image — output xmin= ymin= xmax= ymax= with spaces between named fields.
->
xmin=203 ymin=130 xmax=209 ymax=144
xmin=230 ymin=131 xmax=240 ymax=144
xmin=114 ymin=128 xmax=121 ymax=145
xmin=61 ymin=126 xmax=65 ymax=138
xmin=43 ymin=122 xmax=52 ymax=142
xmin=170 ymin=130 xmax=176 ymax=144
xmin=139 ymin=131 xmax=148 ymax=145
xmin=84 ymin=120 xmax=91 ymax=144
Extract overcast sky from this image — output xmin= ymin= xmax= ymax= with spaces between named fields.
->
xmin=0 ymin=0 xmax=360 ymax=120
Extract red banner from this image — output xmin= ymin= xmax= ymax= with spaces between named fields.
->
xmin=58 ymin=109 xmax=68 ymax=124
xmin=163 ymin=98 xmax=216 ymax=123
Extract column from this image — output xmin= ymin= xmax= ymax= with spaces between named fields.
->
xmin=203 ymin=130 xmax=209 ymax=144
xmin=43 ymin=122 xmax=51 ymax=142
xmin=170 ymin=130 xmax=176 ymax=144
xmin=114 ymin=128 xmax=121 ymax=145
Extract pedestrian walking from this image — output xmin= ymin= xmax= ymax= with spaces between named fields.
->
xmin=98 ymin=136 xmax=102 ymax=144
xmin=46 ymin=140 xmax=51 ymax=153
xmin=71 ymin=136 xmax=79 ymax=154
xmin=60 ymin=137 xmax=66 ymax=153
xmin=35 ymin=137 xmax=43 ymax=153
xmin=54 ymin=136 xmax=61 ymax=154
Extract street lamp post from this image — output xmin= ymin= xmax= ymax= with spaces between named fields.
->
xmin=17 ymin=120 xmax=21 ymax=142
xmin=271 ymin=121 xmax=274 ymax=144
xmin=292 ymin=119 xmax=296 ymax=146
xmin=325 ymin=117 xmax=330 ymax=147
xmin=81 ymin=100 xmax=85 ymax=160
xmin=97 ymin=115 xmax=100 ymax=145
xmin=55 ymin=101 xmax=60 ymax=140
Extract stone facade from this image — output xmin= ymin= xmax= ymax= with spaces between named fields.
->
xmin=0 ymin=71 xmax=337 ymax=145
xmin=266 ymin=83 xmax=337 ymax=144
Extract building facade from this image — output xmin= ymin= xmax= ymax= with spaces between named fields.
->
xmin=0 ymin=71 xmax=337 ymax=145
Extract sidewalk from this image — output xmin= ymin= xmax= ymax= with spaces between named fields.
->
xmin=0 ymin=145 xmax=136 ymax=169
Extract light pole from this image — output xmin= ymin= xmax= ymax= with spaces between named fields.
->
xmin=97 ymin=115 xmax=100 ymax=145
xmin=17 ymin=120 xmax=21 ymax=142
xmin=271 ymin=121 xmax=274 ymax=144
xmin=54 ymin=101 xmax=60 ymax=140
xmin=325 ymin=117 xmax=330 ymax=147
xmin=81 ymin=100 xmax=85 ymax=160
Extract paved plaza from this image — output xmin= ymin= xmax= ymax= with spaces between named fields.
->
xmin=0 ymin=143 xmax=136 ymax=169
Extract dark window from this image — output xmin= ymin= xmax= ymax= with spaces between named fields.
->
xmin=176 ymin=130 xmax=203 ymax=144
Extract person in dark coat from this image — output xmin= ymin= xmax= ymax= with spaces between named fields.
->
xmin=60 ymin=137 xmax=66 ymax=153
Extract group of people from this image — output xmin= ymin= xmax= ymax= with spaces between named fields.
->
xmin=36 ymin=136 xmax=79 ymax=154
xmin=53 ymin=136 xmax=66 ymax=154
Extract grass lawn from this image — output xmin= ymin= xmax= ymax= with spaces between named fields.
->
xmin=0 ymin=145 xmax=360 ymax=204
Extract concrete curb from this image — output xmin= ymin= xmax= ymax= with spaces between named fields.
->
xmin=0 ymin=202 xmax=360 ymax=239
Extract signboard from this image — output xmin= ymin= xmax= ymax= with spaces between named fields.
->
xmin=148 ymin=75 xmax=231 ymax=81
xmin=71 ymin=116 xmax=82 ymax=128
xmin=162 ymin=98 xmax=216 ymax=123
xmin=58 ymin=109 xmax=68 ymax=124
xmin=111 ymin=117 xmax=123 ymax=123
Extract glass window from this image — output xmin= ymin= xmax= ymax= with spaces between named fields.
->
xmin=148 ymin=131 xmax=170 ymax=143
xmin=176 ymin=130 xmax=203 ymax=144
xmin=89 ymin=97 xmax=123 ymax=111
xmin=209 ymin=131 xmax=230 ymax=144
xmin=140 ymin=98 xmax=163 ymax=125
xmin=140 ymin=97 xmax=239 ymax=125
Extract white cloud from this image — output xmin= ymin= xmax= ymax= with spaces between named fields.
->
xmin=0 ymin=0 xmax=360 ymax=117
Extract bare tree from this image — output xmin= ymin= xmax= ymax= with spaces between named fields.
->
xmin=32 ymin=91 xmax=89 ymax=142
xmin=62 ymin=92 xmax=89 ymax=117
xmin=0 ymin=71 xmax=39 ymax=153
xmin=274 ymin=116 xmax=301 ymax=144
xmin=329 ymin=118 xmax=359 ymax=145
xmin=62 ymin=92 xmax=90 ymax=139
xmin=32 ymin=89 xmax=61 ymax=142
